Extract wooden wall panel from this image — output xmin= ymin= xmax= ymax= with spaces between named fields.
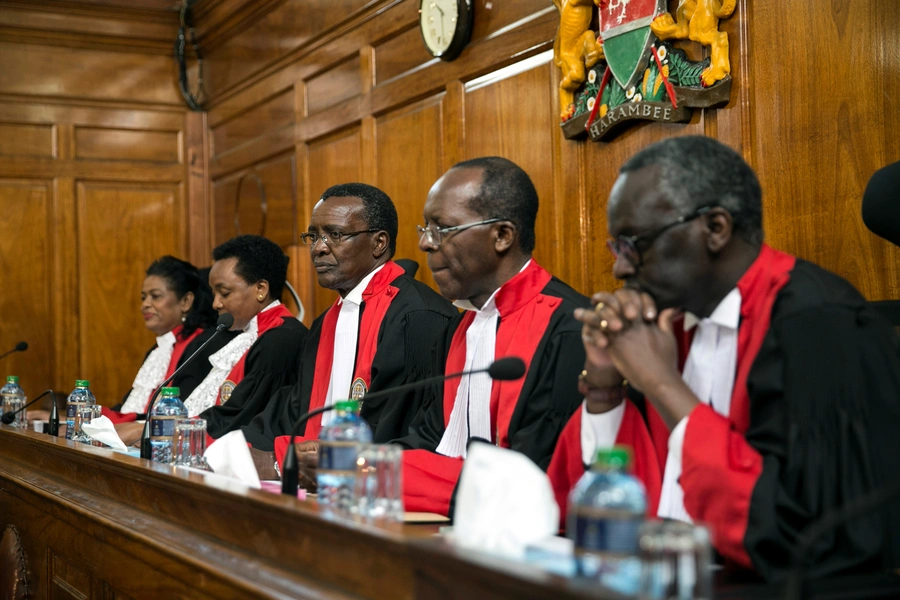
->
xmin=75 ymin=181 xmax=181 ymax=405
xmin=211 ymin=88 xmax=294 ymax=158
xmin=202 ymin=0 xmax=377 ymax=99
xmin=74 ymin=127 xmax=181 ymax=163
xmin=306 ymin=127 xmax=363 ymax=317
xmin=307 ymin=55 xmax=363 ymax=116
xmin=0 ymin=122 xmax=55 ymax=158
xmin=746 ymin=0 xmax=900 ymax=300
xmin=0 ymin=179 xmax=53 ymax=402
xmin=374 ymin=95 xmax=444 ymax=290
xmin=373 ymin=25 xmax=433 ymax=85
xmin=0 ymin=42 xmax=180 ymax=105
xmin=464 ymin=58 xmax=584 ymax=289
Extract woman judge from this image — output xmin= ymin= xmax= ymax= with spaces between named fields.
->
xmin=188 ymin=235 xmax=308 ymax=439
xmin=107 ymin=256 xmax=234 ymax=426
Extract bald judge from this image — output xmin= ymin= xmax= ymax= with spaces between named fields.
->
xmin=396 ymin=156 xmax=590 ymax=516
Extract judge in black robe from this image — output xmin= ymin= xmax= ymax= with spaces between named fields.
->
xmin=244 ymin=267 xmax=456 ymax=450
xmin=579 ymin=135 xmax=900 ymax=581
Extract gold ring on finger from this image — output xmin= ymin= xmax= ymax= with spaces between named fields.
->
xmin=594 ymin=302 xmax=605 ymax=314
xmin=600 ymin=319 xmax=609 ymax=330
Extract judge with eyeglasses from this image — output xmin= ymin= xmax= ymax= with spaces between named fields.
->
xmin=241 ymin=183 xmax=456 ymax=485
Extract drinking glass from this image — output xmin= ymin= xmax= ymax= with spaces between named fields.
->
xmin=354 ymin=444 xmax=403 ymax=521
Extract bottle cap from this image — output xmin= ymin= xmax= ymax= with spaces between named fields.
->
xmin=6 ymin=376 xmax=18 ymax=383
xmin=75 ymin=379 xmax=90 ymax=387
xmin=161 ymin=387 xmax=180 ymax=396
xmin=594 ymin=446 xmax=632 ymax=470
xmin=334 ymin=399 xmax=360 ymax=412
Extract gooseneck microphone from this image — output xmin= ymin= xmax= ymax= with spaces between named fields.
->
xmin=0 ymin=389 xmax=55 ymax=425
xmin=280 ymin=356 xmax=527 ymax=496
xmin=139 ymin=313 xmax=234 ymax=460
xmin=0 ymin=341 xmax=28 ymax=361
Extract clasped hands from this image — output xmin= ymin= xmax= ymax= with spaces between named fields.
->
xmin=574 ymin=288 xmax=682 ymax=406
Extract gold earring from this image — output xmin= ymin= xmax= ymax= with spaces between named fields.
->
xmin=257 ymin=295 xmax=264 ymax=302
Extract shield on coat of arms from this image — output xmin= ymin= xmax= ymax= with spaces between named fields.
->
xmin=598 ymin=0 xmax=666 ymax=91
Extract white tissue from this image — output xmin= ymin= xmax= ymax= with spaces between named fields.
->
xmin=81 ymin=416 xmax=128 ymax=452
xmin=203 ymin=429 xmax=261 ymax=489
xmin=452 ymin=443 xmax=559 ymax=560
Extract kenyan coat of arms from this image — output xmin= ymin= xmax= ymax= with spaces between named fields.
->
xmin=552 ymin=0 xmax=736 ymax=142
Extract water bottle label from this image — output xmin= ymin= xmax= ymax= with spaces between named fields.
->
xmin=150 ymin=416 xmax=177 ymax=438
xmin=66 ymin=401 xmax=86 ymax=418
xmin=318 ymin=441 xmax=358 ymax=473
xmin=571 ymin=508 xmax=643 ymax=555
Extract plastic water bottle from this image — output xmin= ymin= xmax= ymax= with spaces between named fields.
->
xmin=0 ymin=376 xmax=27 ymax=428
xmin=65 ymin=380 xmax=96 ymax=440
xmin=149 ymin=386 xmax=187 ymax=464
xmin=567 ymin=446 xmax=646 ymax=594
xmin=317 ymin=399 xmax=372 ymax=512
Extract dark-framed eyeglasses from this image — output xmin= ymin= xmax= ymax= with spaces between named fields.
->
xmin=300 ymin=229 xmax=380 ymax=246
xmin=416 ymin=218 xmax=503 ymax=248
xmin=607 ymin=206 xmax=713 ymax=267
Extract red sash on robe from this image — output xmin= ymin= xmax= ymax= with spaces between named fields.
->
xmin=547 ymin=402 xmax=662 ymax=530
xmin=103 ymin=325 xmax=203 ymax=424
xmin=402 ymin=261 xmax=562 ymax=515
xmin=273 ymin=262 xmax=405 ymax=462
xmin=675 ymin=245 xmax=795 ymax=568
xmin=215 ymin=303 xmax=296 ymax=406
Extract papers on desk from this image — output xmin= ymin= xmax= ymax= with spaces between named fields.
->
xmin=403 ymin=512 xmax=451 ymax=524
xmin=203 ymin=429 xmax=261 ymax=489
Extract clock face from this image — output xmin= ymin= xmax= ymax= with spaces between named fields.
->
xmin=419 ymin=0 xmax=472 ymax=61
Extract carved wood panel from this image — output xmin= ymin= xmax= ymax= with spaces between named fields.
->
xmin=0 ymin=179 xmax=54 ymax=402
xmin=75 ymin=181 xmax=182 ymax=405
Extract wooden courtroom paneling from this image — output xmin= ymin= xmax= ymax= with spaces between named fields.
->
xmin=0 ymin=122 xmax=55 ymax=158
xmin=374 ymin=94 xmax=444 ymax=291
xmin=210 ymin=87 xmax=294 ymax=158
xmin=305 ymin=127 xmax=363 ymax=315
xmin=74 ymin=126 xmax=182 ymax=164
xmin=192 ymin=0 xmax=900 ymax=313
xmin=0 ymin=179 xmax=53 ymax=402
xmin=75 ymin=181 xmax=182 ymax=405
xmin=0 ymin=1 xmax=201 ymax=398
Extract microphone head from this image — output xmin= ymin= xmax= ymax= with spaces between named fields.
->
xmin=14 ymin=341 xmax=27 ymax=352
xmin=0 ymin=412 xmax=15 ymax=425
xmin=487 ymin=357 xmax=526 ymax=381
xmin=863 ymin=161 xmax=900 ymax=247
xmin=216 ymin=313 xmax=235 ymax=330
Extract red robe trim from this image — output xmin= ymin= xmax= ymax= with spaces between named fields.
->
xmin=273 ymin=262 xmax=405 ymax=462
xmin=216 ymin=303 xmax=296 ymax=406
xmin=103 ymin=325 xmax=203 ymax=425
xmin=403 ymin=261 xmax=560 ymax=515
xmin=679 ymin=244 xmax=795 ymax=568
xmin=547 ymin=401 xmax=663 ymax=530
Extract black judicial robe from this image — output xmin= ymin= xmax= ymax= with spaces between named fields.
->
xmin=203 ymin=311 xmax=307 ymax=439
xmin=397 ymin=261 xmax=590 ymax=515
xmin=108 ymin=326 xmax=237 ymax=420
xmin=668 ymin=245 xmax=900 ymax=581
xmin=242 ymin=268 xmax=457 ymax=450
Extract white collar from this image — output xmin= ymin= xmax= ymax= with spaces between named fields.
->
xmin=452 ymin=259 xmax=532 ymax=313
xmin=156 ymin=329 xmax=177 ymax=348
xmin=243 ymin=300 xmax=281 ymax=333
xmin=340 ymin=263 xmax=386 ymax=306
xmin=683 ymin=287 xmax=741 ymax=331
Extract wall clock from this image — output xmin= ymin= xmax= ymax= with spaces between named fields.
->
xmin=419 ymin=0 xmax=473 ymax=61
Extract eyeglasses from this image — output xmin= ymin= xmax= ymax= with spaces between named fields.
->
xmin=416 ymin=218 xmax=503 ymax=248
xmin=300 ymin=229 xmax=380 ymax=246
xmin=607 ymin=206 xmax=712 ymax=267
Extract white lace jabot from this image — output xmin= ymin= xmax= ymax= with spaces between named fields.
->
xmin=121 ymin=331 xmax=177 ymax=414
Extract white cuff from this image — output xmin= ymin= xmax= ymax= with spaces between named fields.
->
xmin=580 ymin=401 xmax=626 ymax=465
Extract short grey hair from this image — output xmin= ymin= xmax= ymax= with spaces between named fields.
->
xmin=620 ymin=136 xmax=763 ymax=244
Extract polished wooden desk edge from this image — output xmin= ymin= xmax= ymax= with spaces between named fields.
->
xmin=0 ymin=425 xmax=618 ymax=599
